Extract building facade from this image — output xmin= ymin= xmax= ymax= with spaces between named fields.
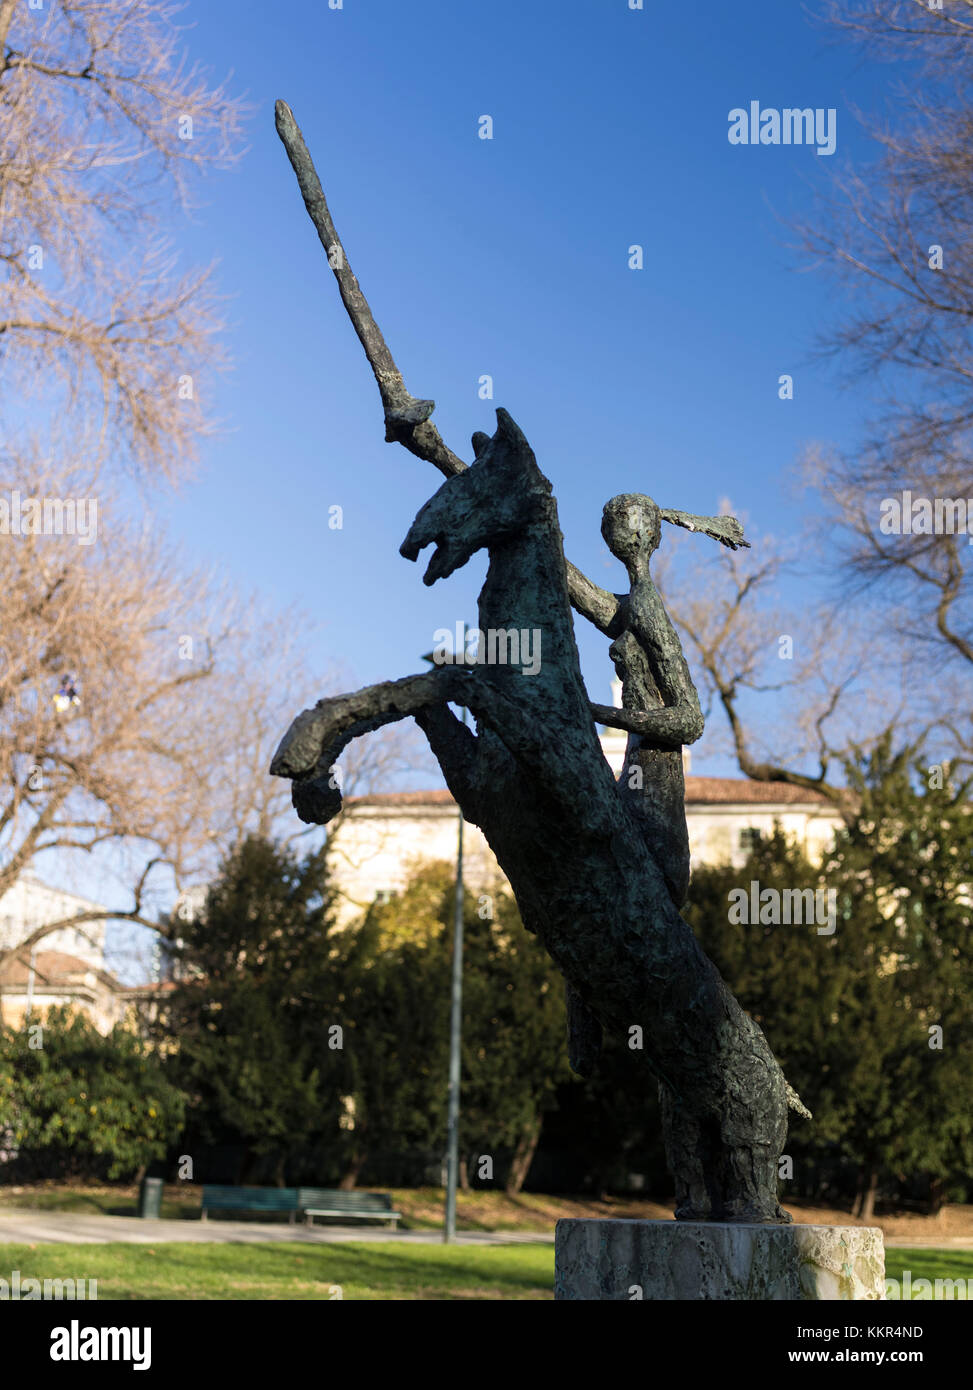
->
xmin=328 ymin=719 xmax=843 ymax=924
xmin=0 ymin=878 xmax=129 ymax=1032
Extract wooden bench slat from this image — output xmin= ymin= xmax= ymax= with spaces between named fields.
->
xmin=303 ymin=1208 xmax=402 ymax=1218
xmin=200 ymin=1186 xmax=301 ymax=1220
xmin=295 ymin=1187 xmax=401 ymax=1226
xmin=202 ymin=1187 xmax=299 ymax=1206
xmin=297 ymin=1188 xmax=391 ymax=1208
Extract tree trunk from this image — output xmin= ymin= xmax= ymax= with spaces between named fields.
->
xmin=458 ymin=1156 xmax=470 ymax=1191
xmin=857 ymin=1168 xmax=879 ymax=1223
xmin=506 ymin=1119 xmax=541 ymax=1194
xmin=928 ymin=1176 xmax=946 ymax=1219
xmin=339 ymin=1152 xmax=365 ymax=1190
xmin=273 ymin=1154 xmax=287 ymax=1188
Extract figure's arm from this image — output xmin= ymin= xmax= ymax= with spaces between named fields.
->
xmin=659 ymin=509 xmax=750 ymax=551
xmin=594 ymin=582 xmax=704 ymax=747
xmin=590 ymin=699 xmax=703 ymax=750
xmin=565 ymin=563 xmax=628 ymax=638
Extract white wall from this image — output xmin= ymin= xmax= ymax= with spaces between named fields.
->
xmin=0 ymin=878 xmax=108 ymax=968
xmin=329 ymin=796 xmax=843 ymax=924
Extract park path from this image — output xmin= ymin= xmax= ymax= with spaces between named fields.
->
xmin=0 ymin=1207 xmax=968 ymax=1249
xmin=0 ymin=1207 xmax=555 ymax=1246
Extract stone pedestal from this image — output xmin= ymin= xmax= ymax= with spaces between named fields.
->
xmin=554 ymin=1220 xmax=885 ymax=1300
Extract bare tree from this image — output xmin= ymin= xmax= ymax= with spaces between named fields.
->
xmin=187 ymin=609 xmax=425 ymax=858
xmin=794 ymin=1 xmax=973 ymax=694
xmin=0 ymin=10 xmax=421 ymax=988
xmin=0 ymin=0 xmax=241 ymax=975
xmin=649 ymin=517 xmax=903 ymax=817
xmin=658 ymin=1 xmax=973 ymax=795
xmin=0 ymin=0 xmax=248 ymax=483
xmin=0 ymin=472 xmax=228 ymax=967
xmin=0 ymin=466 xmax=419 ymax=978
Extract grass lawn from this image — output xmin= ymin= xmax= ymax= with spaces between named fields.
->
xmin=884 ymin=1248 xmax=973 ymax=1298
xmin=0 ymin=1183 xmax=199 ymax=1222
xmin=0 ymin=1240 xmax=555 ymax=1300
xmin=0 ymin=1240 xmax=967 ymax=1300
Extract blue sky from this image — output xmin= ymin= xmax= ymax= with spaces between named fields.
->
xmin=148 ymin=0 xmax=903 ymax=750
xmin=79 ymin=0 xmax=923 ymax=967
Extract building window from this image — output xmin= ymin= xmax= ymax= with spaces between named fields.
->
xmin=739 ymin=827 xmax=763 ymax=854
xmin=374 ymin=889 xmax=396 ymax=905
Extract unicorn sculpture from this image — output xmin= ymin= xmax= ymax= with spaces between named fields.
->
xmin=270 ymin=102 xmax=809 ymax=1222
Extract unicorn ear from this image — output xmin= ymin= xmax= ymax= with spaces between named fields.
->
xmin=660 ymin=508 xmax=750 ymax=550
xmin=471 ymin=431 xmax=491 ymax=458
xmin=494 ymin=406 xmax=527 ymax=444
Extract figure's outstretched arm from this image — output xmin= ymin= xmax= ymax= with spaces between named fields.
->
xmin=659 ymin=509 xmax=750 ymax=551
xmin=274 ymin=100 xmax=628 ymax=640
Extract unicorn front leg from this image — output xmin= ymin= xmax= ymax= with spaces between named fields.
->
xmin=270 ymin=668 xmax=475 ymax=825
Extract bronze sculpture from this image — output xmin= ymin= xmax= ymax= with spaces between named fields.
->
xmin=270 ymin=102 xmax=809 ymax=1222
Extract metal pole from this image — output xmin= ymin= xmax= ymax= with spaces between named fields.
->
xmin=443 ymin=629 xmax=469 ymax=1244
xmin=421 ymin=630 xmax=468 ymax=1244
xmin=24 ymin=945 xmax=37 ymax=1023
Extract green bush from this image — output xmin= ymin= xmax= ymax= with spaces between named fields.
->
xmin=0 ymin=1007 xmax=185 ymax=1181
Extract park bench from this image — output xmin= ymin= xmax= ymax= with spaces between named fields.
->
xmin=199 ymin=1185 xmax=300 ymax=1222
xmin=296 ymin=1187 xmax=402 ymax=1228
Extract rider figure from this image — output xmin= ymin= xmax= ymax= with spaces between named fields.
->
xmin=599 ymin=494 xmax=703 ymax=908
xmin=566 ymin=494 xmax=745 ymax=1076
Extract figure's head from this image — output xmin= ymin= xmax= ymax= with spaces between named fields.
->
xmin=601 ymin=494 xmax=661 ymax=573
